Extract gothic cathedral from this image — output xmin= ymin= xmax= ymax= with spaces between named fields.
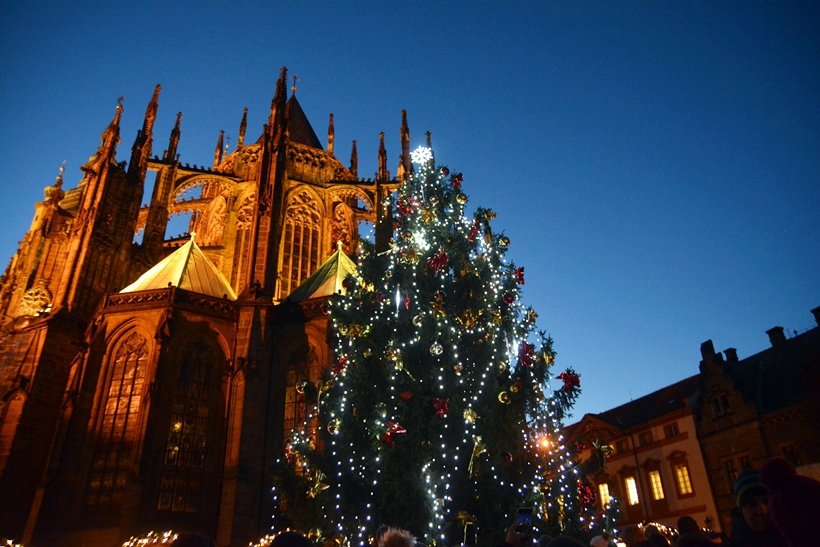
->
xmin=0 ymin=68 xmax=409 ymax=546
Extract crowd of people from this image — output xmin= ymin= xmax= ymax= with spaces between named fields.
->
xmin=167 ymin=457 xmax=819 ymax=547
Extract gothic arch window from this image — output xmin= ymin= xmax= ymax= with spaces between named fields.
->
xmin=231 ymin=193 xmax=255 ymax=293
xmin=157 ymin=343 xmax=219 ymax=513
xmin=85 ymin=331 xmax=149 ymax=509
xmin=283 ymin=344 xmax=321 ymax=443
xmin=278 ymin=191 xmax=321 ymax=300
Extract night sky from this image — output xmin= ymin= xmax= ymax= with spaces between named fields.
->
xmin=1 ymin=2 xmax=818 ymax=419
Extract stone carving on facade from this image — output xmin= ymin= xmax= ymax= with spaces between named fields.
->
xmin=16 ymin=282 xmax=53 ymax=318
xmin=331 ymin=202 xmax=355 ymax=255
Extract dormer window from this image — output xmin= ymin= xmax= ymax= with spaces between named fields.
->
xmin=710 ymin=392 xmax=732 ymax=417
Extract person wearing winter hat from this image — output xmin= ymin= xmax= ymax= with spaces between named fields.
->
xmin=724 ymin=467 xmax=786 ymax=547
xmin=760 ymin=456 xmax=820 ymax=547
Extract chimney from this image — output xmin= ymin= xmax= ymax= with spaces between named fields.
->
xmin=700 ymin=339 xmax=716 ymax=360
xmin=812 ymin=306 xmax=820 ymax=327
xmin=766 ymin=326 xmax=786 ymax=347
xmin=724 ymin=348 xmax=738 ymax=362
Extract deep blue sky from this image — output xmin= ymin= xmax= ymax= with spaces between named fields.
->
xmin=1 ymin=2 xmax=818 ymax=419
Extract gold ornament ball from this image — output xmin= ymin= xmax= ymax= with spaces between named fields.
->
xmin=402 ymin=230 xmax=413 ymax=241
xmin=497 ymin=391 xmax=510 ymax=404
xmin=430 ymin=342 xmax=444 ymax=355
xmin=295 ymin=380 xmax=309 ymax=394
xmin=456 ymin=193 xmax=468 ymax=205
xmin=454 ymin=363 xmax=464 ymax=376
xmin=412 ymin=314 xmax=424 ymax=327
xmin=498 ymin=236 xmax=510 ymax=248
xmin=327 ymin=418 xmax=341 ymax=435
xmin=509 ymin=382 xmax=520 ymax=393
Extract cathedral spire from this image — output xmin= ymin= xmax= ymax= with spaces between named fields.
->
xmin=128 ymin=84 xmax=161 ymax=182
xmin=425 ymin=130 xmax=435 ymax=168
xmin=237 ymin=107 xmax=248 ymax=148
xmin=350 ymin=139 xmax=358 ymax=178
xmin=327 ymin=113 xmax=335 ymax=155
xmin=142 ymin=84 xmax=161 ymax=135
xmin=83 ymin=101 xmax=122 ymax=174
xmin=214 ymin=130 xmax=224 ymax=167
xmin=377 ymin=131 xmax=388 ymax=181
xmin=163 ymin=112 xmax=182 ymax=162
xmin=269 ymin=67 xmax=288 ymax=131
xmin=398 ymin=110 xmax=411 ymax=181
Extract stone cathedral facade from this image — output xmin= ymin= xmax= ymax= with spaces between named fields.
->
xmin=0 ymin=68 xmax=407 ymax=546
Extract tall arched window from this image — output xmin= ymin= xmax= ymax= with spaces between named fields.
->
xmin=278 ymin=191 xmax=321 ymax=299
xmin=85 ymin=331 xmax=148 ymax=508
xmin=157 ymin=344 xmax=216 ymax=513
xmin=231 ymin=193 xmax=255 ymax=294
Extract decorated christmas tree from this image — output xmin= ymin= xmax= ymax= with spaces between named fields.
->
xmin=276 ymin=148 xmax=584 ymax=546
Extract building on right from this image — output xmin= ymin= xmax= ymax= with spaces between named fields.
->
xmin=566 ymin=305 xmax=820 ymax=535
xmin=695 ymin=305 xmax=820 ymax=532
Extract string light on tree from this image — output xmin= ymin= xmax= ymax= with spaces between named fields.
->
xmin=273 ymin=148 xmax=583 ymax=545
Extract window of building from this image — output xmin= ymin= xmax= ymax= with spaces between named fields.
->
xmin=625 ymin=476 xmax=640 ymax=506
xmin=674 ymin=464 xmax=694 ymax=496
xmin=598 ymin=482 xmax=611 ymax=507
xmin=157 ymin=344 xmax=216 ymax=513
xmin=724 ymin=459 xmax=738 ymax=485
xmin=711 ymin=393 xmax=732 ymax=417
xmin=782 ymin=445 xmax=802 ymax=466
xmin=85 ymin=332 xmax=148 ymax=509
xmin=664 ymin=422 xmax=679 ymax=438
xmin=284 ymin=370 xmax=307 ymax=434
xmin=638 ymin=430 xmax=653 ymax=447
xmin=278 ymin=191 xmax=321 ymax=300
xmin=648 ymin=469 xmax=665 ymax=500
xmin=616 ymin=439 xmax=629 ymax=453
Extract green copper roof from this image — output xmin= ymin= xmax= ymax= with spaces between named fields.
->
xmin=121 ymin=236 xmax=237 ymax=300
xmin=287 ymin=245 xmax=358 ymax=302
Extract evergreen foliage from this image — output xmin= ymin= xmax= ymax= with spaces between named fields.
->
xmin=274 ymin=151 xmax=583 ymax=545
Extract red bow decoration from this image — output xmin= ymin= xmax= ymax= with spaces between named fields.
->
xmin=433 ymin=398 xmax=449 ymax=418
xmin=577 ymin=480 xmax=595 ymax=511
xmin=515 ymin=267 xmax=525 ymax=285
xmin=503 ymin=293 xmax=515 ymax=305
xmin=381 ymin=421 xmax=407 ymax=448
xmin=467 ymin=219 xmax=480 ymax=243
xmin=518 ymin=342 xmax=535 ymax=367
xmin=403 ymin=295 xmax=411 ymax=310
xmin=397 ymin=197 xmax=419 ymax=217
xmin=427 ymin=250 xmax=449 ymax=274
xmin=559 ymin=369 xmax=581 ymax=390
xmin=332 ymin=355 xmax=349 ymax=375
xmin=452 ymin=172 xmax=463 ymax=189
xmin=400 ymin=390 xmax=413 ymax=402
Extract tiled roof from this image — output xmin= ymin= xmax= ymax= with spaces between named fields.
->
xmin=120 ymin=236 xmax=237 ymax=300
xmin=286 ymin=95 xmax=323 ymax=149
